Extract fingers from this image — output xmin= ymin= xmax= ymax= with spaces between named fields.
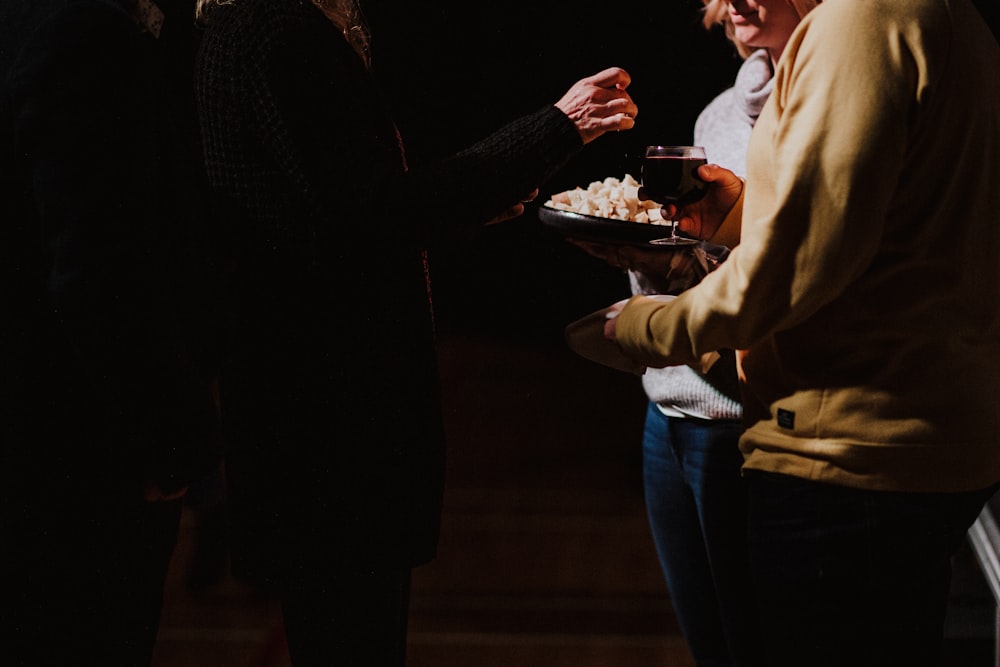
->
xmin=602 ymin=94 xmax=638 ymax=131
xmin=668 ymin=165 xmax=744 ymax=240
xmin=584 ymin=87 xmax=637 ymax=127
xmin=696 ymin=163 xmax=735 ymax=184
xmin=579 ymin=106 xmax=636 ymax=141
xmin=605 ymin=94 xmax=638 ymax=118
xmin=554 ymin=66 xmax=638 ymax=144
xmin=674 ymin=212 xmax=705 ymax=239
xmin=585 ymin=66 xmax=632 ymax=90
xmin=603 ymin=313 xmax=618 ymax=341
xmin=486 ymin=187 xmax=541 ymax=226
xmin=604 ymin=112 xmax=636 ymax=133
xmin=485 ymin=202 xmax=525 ymax=226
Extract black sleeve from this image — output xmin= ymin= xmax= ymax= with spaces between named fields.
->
xmin=237 ymin=7 xmax=583 ymax=239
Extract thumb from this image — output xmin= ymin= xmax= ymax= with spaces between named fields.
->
xmin=696 ymin=163 xmax=737 ymax=185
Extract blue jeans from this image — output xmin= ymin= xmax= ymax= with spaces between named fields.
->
xmin=746 ymin=471 xmax=999 ymax=667
xmin=642 ymin=402 xmax=764 ymax=667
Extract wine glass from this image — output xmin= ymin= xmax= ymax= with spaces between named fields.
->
xmin=641 ymin=145 xmax=707 ymax=246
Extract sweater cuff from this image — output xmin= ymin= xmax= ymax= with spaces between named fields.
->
xmin=525 ymin=104 xmax=586 ymax=174
xmin=616 ymin=294 xmax=696 ymax=369
xmin=710 ymin=180 xmax=745 ymax=249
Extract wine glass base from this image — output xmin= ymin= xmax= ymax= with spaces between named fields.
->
xmin=649 ymin=237 xmax=700 ymax=246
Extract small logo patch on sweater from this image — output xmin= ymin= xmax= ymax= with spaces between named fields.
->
xmin=777 ymin=409 xmax=795 ymax=429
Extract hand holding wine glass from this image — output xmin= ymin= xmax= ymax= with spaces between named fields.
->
xmin=662 ymin=163 xmax=745 ymax=242
xmin=641 ymin=145 xmax=707 ymax=246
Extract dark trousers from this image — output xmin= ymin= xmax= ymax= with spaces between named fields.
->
xmin=746 ymin=471 xmax=997 ymax=667
xmin=280 ymin=566 xmax=413 ymax=666
xmin=1 ymin=496 xmax=182 ymax=666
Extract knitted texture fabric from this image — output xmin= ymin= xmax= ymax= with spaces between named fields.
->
xmin=196 ymin=0 xmax=583 ymax=259
xmin=194 ymin=0 xmax=587 ymax=577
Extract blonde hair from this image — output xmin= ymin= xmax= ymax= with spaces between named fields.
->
xmin=195 ymin=0 xmax=371 ymax=68
xmin=701 ymin=0 xmax=821 ymax=59
xmin=311 ymin=0 xmax=371 ymax=67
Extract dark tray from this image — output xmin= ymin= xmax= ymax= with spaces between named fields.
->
xmin=538 ymin=205 xmax=697 ymax=248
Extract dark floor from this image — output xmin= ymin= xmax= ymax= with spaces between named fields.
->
xmin=153 ymin=329 xmax=688 ymax=666
xmin=151 ymin=327 xmax=998 ymax=667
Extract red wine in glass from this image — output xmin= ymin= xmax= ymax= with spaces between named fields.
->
xmin=642 ymin=145 xmax=707 ymax=246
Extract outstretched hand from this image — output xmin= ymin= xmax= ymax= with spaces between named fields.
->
xmin=555 ymin=67 xmax=638 ymax=144
xmin=660 ymin=164 xmax=744 ymax=240
xmin=486 ymin=188 xmax=540 ymax=225
xmin=603 ymin=300 xmax=627 ymax=341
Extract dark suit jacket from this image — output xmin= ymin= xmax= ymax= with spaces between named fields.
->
xmin=0 ymin=0 xmax=222 ymax=505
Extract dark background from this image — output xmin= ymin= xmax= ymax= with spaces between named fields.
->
xmin=361 ymin=1 xmax=742 ymax=342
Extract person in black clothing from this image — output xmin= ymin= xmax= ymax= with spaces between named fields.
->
xmin=0 ymin=1 xmax=222 ymax=663
xmin=193 ymin=0 xmax=637 ymax=663
xmin=971 ymin=0 xmax=999 ymax=38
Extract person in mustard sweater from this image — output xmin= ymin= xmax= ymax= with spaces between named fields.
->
xmin=570 ymin=2 xmax=819 ymax=665
xmin=604 ymin=0 xmax=1000 ymax=665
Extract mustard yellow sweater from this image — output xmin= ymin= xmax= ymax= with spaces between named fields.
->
xmin=616 ymin=0 xmax=1000 ymax=492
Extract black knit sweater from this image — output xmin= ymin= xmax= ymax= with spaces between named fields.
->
xmin=195 ymin=0 xmax=584 ymax=581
